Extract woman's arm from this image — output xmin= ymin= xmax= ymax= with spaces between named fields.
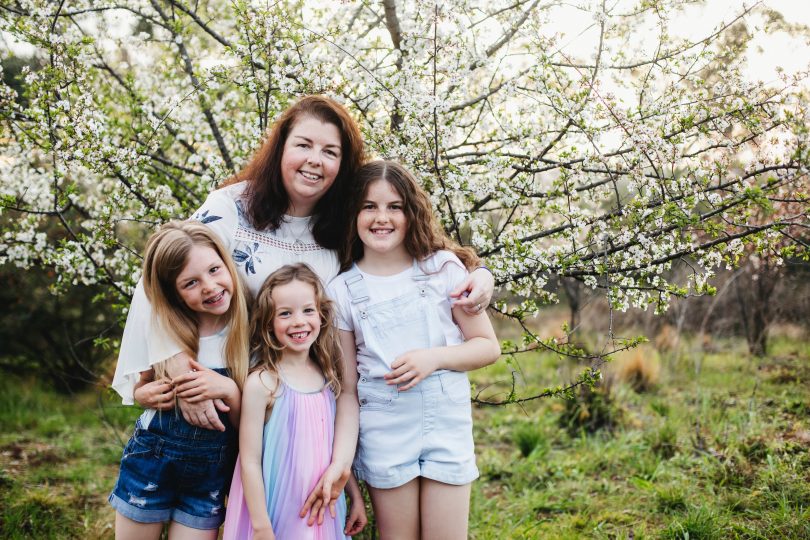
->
xmin=240 ymin=370 xmax=277 ymax=539
xmin=385 ymin=306 xmax=500 ymax=390
xmin=133 ymin=369 xmax=175 ymax=410
xmin=300 ymin=329 xmax=359 ymax=524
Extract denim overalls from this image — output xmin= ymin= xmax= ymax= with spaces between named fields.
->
xmin=343 ymin=262 xmax=479 ymax=489
xmin=109 ymin=368 xmax=237 ymax=529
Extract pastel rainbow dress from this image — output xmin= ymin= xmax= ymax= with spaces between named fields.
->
xmin=223 ymin=379 xmax=347 ymax=539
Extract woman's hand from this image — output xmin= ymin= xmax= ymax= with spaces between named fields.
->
xmin=172 ymin=359 xmax=237 ymax=403
xmin=133 ymin=370 xmax=175 ymax=410
xmin=450 ymin=266 xmax=494 ymax=315
xmin=385 ymin=349 xmax=439 ymax=391
xmin=299 ymin=463 xmax=351 ymax=526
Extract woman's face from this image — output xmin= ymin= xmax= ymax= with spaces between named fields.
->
xmin=280 ymin=115 xmax=342 ymax=217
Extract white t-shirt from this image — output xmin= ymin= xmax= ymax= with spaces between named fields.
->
xmin=138 ymin=327 xmax=228 ymax=426
xmin=112 ymin=181 xmax=341 ymax=404
xmin=327 ymin=251 xmax=468 ymax=373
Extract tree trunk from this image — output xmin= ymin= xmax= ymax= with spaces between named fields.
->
xmin=562 ymin=277 xmax=581 ymax=338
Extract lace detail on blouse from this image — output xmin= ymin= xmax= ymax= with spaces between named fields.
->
xmin=235 ymin=227 xmax=324 ymax=253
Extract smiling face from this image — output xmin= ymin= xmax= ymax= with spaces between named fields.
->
xmin=356 ymin=179 xmax=409 ymax=260
xmin=280 ymin=115 xmax=342 ymax=217
xmin=271 ymin=279 xmax=322 ymax=355
xmin=175 ymin=244 xmax=234 ymax=331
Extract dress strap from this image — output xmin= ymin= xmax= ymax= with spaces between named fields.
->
xmin=276 ymin=367 xmax=328 ymax=394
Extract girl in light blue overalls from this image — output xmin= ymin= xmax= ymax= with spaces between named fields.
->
xmin=327 ymin=161 xmax=501 ymax=539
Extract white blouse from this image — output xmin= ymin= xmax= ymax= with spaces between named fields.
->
xmin=111 ymin=181 xmax=341 ymax=403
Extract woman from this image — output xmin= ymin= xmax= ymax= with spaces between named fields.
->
xmin=110 ymin=94 xmax=494 ymax=530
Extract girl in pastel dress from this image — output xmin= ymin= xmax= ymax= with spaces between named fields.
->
xmin=327 ymin=161 xmax=501 ymax=539
xmin=223 ymin=263 xmax=367 ymax=540
xmin=109 ymin=221 xmax=250 ymax=540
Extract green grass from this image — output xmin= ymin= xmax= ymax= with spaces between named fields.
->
xmin=0 ymin=379 xmax=138 ymax=539
xmin=1 ymin=335 xmax=808 ymax=539
xmin=464 ymin=335 xmax=810 ymax=539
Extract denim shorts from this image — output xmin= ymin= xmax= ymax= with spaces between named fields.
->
xmin=353 ymin=370 xmax=479 ymax=489
xmin=109 ymin=403 xmax=237 ymax=530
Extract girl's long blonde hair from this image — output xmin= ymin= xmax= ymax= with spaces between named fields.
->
xmin=250 ymin=263 xmax=343 ymax=397
xmin=142 ymin=221 xmax=249 ymax=390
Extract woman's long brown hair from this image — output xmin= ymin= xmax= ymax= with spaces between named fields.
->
xmin=223 ymin=95 xmax=365 ymax=251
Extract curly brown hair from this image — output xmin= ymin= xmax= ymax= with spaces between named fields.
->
xmin=223 ymin=95 xmax=366 ymax=251
xmin=249 ymin=263 xmax=343 ymax=397
xmin=340 ymin=160 xmax=480 ymax=272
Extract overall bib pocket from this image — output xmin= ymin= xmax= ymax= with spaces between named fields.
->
xmin=357 ymin=377 xmax=396 ymax=411
xmin=439 ymin=371 xmax=472 ymax=404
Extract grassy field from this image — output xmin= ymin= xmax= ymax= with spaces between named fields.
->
xmin=1 ymin=335 xmax=808 ymax=539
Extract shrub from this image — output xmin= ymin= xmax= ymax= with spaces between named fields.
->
xmin=512 ymin=422 xmax=546 ymax=458
xmin=655 ymin=323 xmax=679 ymax=353
xmin=558 ymin=379 xmax=622 ymax=435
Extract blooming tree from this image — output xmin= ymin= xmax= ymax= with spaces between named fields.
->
xmin=1 ymin=0 xmax=808 ymax=401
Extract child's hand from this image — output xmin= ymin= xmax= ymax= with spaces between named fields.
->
xmin=385 ymin=349 xmax=439 ymax=391
xmin=133 ymin=370 xmax=175 ymax=410
xmin=344 ymin=496 xmax=368 ymax=536
xmin=172 ymin=359 xmax=236 ymax=402
xmin=252 ymin=527 xmax=276 ymax=540
xmin=176 ymin=397 xmax=228 ymax=431
xmin=300 ymin=463 xmax=350 ymax=526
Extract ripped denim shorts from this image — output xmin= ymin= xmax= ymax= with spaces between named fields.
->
xmin=108 ymin=385 xmax=237 ymax=530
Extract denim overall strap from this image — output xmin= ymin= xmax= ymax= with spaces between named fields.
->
xmin=410 ymin=260 xmax=442 ymax=349
xmin=344 ymin=261 xmax=447 ymax=378
xmin=343 ymin=264 xmax=371 ymax=320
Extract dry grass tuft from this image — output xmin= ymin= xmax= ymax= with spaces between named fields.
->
xmin=610 ymin=346 xmax=661 ymax=392
xmin=654 ymin=324 xmax=679 ymax=353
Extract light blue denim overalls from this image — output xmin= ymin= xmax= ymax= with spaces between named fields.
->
xmin=343 ymin=260 xmax=479 ymax=489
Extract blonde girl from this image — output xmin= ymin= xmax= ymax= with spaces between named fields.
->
xmin=223 ymin=263 xmax=366 ymax=539
xmin=327 ymin=161 xmax=501 ymax=539
xmin=109 ymin=220 xmax=249 ymax=540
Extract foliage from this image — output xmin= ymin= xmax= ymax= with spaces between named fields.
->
xmin=0 ymin=263 xmax=120 ymax=392
xmin=0 ymin=1 xmax=808 ymax=398
xmin=468 ymin=336 xmax=810 ymax=538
